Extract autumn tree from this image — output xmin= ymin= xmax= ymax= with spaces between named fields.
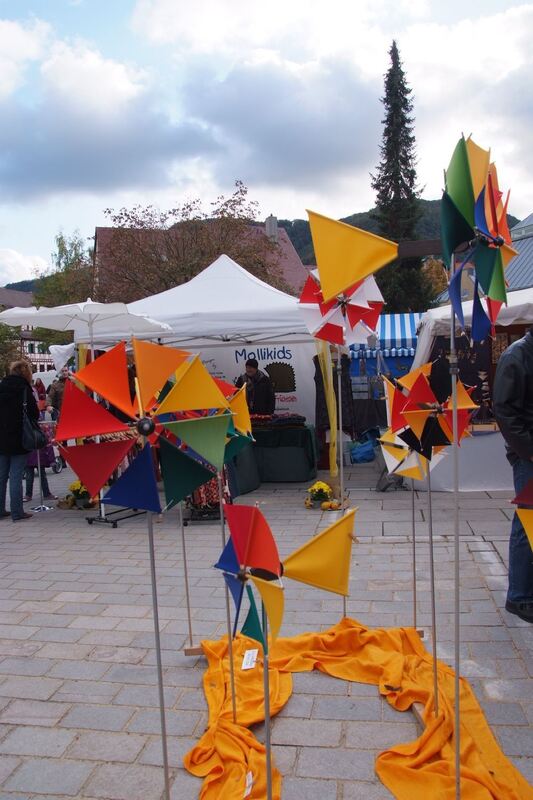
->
xmin=371 ymin=41 xmax=435 ymax=311
xmin=97 ymin=181 xmax=288 ymax=302
xmin=0 ymin=321 xmax=22 ymax=377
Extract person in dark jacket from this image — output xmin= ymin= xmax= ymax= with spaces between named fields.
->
xmin=235 ymin=358 xmax=275 ymax=415
xmin=0 ymin=360 xmax=39 ymax=521
xmin=493 ymin=328 xmax=533 ymax=623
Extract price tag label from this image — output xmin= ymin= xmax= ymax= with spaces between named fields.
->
xmin=241 ymin=649 xmax=258 ymax=670
xmin=243 ymin=770 xmax=253 ymax=797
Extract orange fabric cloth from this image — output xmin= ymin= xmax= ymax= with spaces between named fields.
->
xmin=184 ymin=619 xmax=533 ymax=799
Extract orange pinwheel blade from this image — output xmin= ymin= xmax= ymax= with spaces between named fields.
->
xmin=74 ymin=341 xmax=136 ymax=419
xmin=132 ymin=339 xmax=189 ymax=411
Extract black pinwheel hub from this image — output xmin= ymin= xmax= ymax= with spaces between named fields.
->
xmin=136 ymin=416 xmax=156 ymax=437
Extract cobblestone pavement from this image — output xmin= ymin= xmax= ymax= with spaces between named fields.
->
xmin=0 ymin=462 xmax=530 ymax=799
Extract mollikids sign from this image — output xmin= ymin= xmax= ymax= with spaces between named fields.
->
xmin=199 ymin=343 xmax=317 ymax=423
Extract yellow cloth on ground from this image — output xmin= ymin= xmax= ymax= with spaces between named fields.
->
xmin=184 ymin=618 xmax=533 ymax=800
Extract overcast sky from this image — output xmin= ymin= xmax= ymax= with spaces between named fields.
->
xmin=0 ymin=0 xmax=531 ymax=285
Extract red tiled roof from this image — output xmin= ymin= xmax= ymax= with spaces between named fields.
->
xmin=94 ymin=221 xmax=308 ymax=296
xmin=0 ymin=288 xmax=33 ymax=308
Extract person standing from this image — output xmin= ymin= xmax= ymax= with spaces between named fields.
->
xmin=493 ymin=328 xmax=533 ymax=623
xmin=0 ymin=360 xmax=38 ymax=521
xmin=47 ymin=366 xmax=69 ymax=421
xmin=235 ymin=358 xmax=276 ymax=415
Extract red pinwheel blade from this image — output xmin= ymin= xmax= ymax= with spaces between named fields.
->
xmin=299 ymin=274 xmax=322 ymax=305
xmin=403 ymin=374 xmax=437 ymax=410
xmin=315 ymin=322 xmax=344 ymax=345
xmin=55 ymin=381 xmax=130 ymax=441
xmin=360 ymin=301 xmax=383 ymax=331
xmin=345 ymin=304 xmax=367 ymax=329
xmin=74 ymin=341 xmax=136 ymax=419
xmin=60 ymin=439 xmax=135 ymax=498
xmin=224 ymin=504 xmax=281 ymax=576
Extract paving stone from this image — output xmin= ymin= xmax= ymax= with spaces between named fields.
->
xmin=0 ymin=726 xmax=75 ymax=756
xmin=292 ymin=671 xmax=349 ymax=695
xmin=282 ymin=777 xmax=338 ymax=799
xmin=47 ymin=660 xmax=111 ymax=680
xmin=342 ymin=780 xmax=394 ymax=799
xmin=345 ymin=721 xmax=419 ymax=749
xmin=83 ymin=763 xmax=165 ymax=800
xmin=169 ymin=768 xmax=203 ymax=798
xmin=272 ymin=718 xmax=342 ymax=747
xmin=0 ymin=676 xmax=63 ymax=701
xmin=128 ymin=709 xmax=201 ymax=736
xmin=113 ymin=684 xmax=180 ymax=707
xmin=138 ymin=735 xmax=197 ymax=767
xmin=296 ymin=746 xmax=375 ymax=781
xmin=4 ymin=758 xmax=94 ymax=795
xmin=312 ymin=696 xmax=382 ymax=721
xmin=0 ymin=756 xmax=21 ymax=784
xmin=0 ymin=658 xmax=54 ymax=677
xmin=0 ymin=699 xmax=71 ymax=727
xmin=52 ymin=678 xmax=120 ymax=704
xmin=492 ymin=725 xmax=533 ymax=756
xmin=65 ymin=730 xmax=146 ymax=762
xmin=60 ymin=704 xmax=134 ymax=731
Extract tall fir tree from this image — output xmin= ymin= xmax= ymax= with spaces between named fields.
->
xmin=371 ymin=40 xmax=435 ymax=311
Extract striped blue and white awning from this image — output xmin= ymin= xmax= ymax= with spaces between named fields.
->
xmin=350 ymin=312 xmax=424 ymax=359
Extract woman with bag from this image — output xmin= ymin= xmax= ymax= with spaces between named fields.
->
xmin=0 ymin=360 xmax=39 ymax=521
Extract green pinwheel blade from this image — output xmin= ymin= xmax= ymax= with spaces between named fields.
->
xmin=473 ymin=244 xmax=498 ymax=296
xmin=159 ymin=437 xmax=215 ymax=509
xmin=488 ymin=250 xmax=507 ymax=303
xmin=445 ymin=137 xmax=475 ymax=228
xmin=240 ymin=585 xmax=265 ymax=648
xmin=164 ymin=412 xmax=231 ymax=471
xmin=441 ymin=192 xmax=475 ymax=267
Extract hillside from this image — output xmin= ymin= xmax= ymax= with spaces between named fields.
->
xmin=5 ymin=279 xmax=38 ymax=293
xmin=279 ymin=199 xmax=520 ymax=265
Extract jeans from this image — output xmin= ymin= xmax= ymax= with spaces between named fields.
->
xmin=509 ymin=457 xmax=533 ymax=603
xmin=25 ymin=465 xmax=50 ymax=500
xmin=0 ymin=453 xmax=29 ymax=520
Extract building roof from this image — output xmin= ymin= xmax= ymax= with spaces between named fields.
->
xmin=0 ymin=287 xmax=33 ymax=308
xmin=507 ymin=213 xmax=533 ymax=290
xmin=94 ymin=218 xmax=308 ymax=298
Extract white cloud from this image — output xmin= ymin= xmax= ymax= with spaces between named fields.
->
xmin=0 ymin=249 xmax=47 ymax=285
xmin=40 ymin=42 xmax=145 ymax=117
xmin=0 ymin=18 xmax=50 ymax=99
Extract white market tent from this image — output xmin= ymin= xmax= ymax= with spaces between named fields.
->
xmin=75 ymin=255 xmax=312 ymax=347
xmin=413 ymin=287 xmax=533 ymax=369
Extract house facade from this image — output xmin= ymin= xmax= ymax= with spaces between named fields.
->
xmin=0 ymin=288 xmax=55 ymax=373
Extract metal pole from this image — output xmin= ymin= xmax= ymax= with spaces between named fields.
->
xmin=31 ymin=443 xmax=52 ymax=513
xmin=147 ymin=512 xmax=170 ymax=800
xmin=178 ymin=502 xmax=194 ymax=648
xmin=449 ymin=253 xmax=461 ymax=799
xmin=427 ymin=464 xmax=439 ymax=717
xmin=411 ymin=479 xmax=417 ymax=630
xmin=336 ymin=346 xmax=347 ymax=619
xmin=218 ymin=472 xmax=237 ymax=725
xmin=262 ymin=604 xmax=273 ymax=800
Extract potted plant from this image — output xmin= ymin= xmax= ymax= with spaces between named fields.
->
xmin=68 ymin=480 xmax=92 ymax=509
xmin=305 ymin=480 xmax=333 ymax=508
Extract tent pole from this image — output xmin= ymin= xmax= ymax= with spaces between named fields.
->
xmin=336 ymin=346 xmax=347 ymax=619
xmin=147 ymin=511 xmax=171 ymax=800
xmin=427 ymin=463 xmax=439 ymax=717
xmin=218 ymin=472 xmax=238 ymax=725
xmin=262 ymin=604 xmax=273 ymax=800
xmin=411 ymin=479 xmax=417 ymax=630
xmin=449 ymin=254 xmax=461 ymax=799
xmin=178 ymin=502 xmax=194 ymax=649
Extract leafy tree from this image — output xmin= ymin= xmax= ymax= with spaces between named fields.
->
xmin=0 ymin=320 xmax=22 ymax=377
xmin=97 ymin=181 xmax=288 ymax=302
xmin=370 ymin=41 xmax=435 ymax=311
xmin=32 ymin=231 xmax=94 ymax=346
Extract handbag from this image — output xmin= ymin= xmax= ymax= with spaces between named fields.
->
xmin=22 ymin=389 xmax=47 ymax=452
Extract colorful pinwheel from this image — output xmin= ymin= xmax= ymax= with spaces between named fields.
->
xmin=298 ymin=271 xmax=384 ymax=346
xmin=213 ymin=503 xmax=357 ymax=800
xmin=442 ymin=135 xmax=518 ymax=341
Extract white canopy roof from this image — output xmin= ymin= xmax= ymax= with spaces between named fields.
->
xmin=413 ymin=287 xmax=533 ymax=368
xmin=80 ymin=254 xmax=311 ymax=347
